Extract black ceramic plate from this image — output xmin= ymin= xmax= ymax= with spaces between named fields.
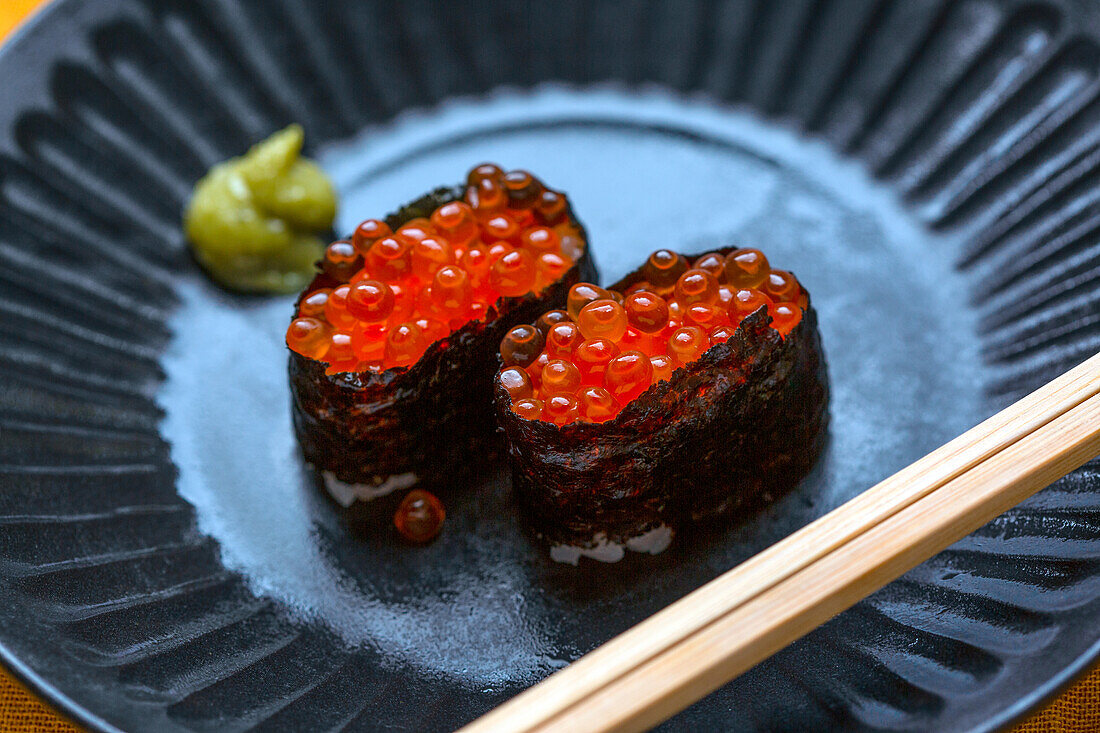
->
xmin=2 ymin=0 xmax=1100 ymax=731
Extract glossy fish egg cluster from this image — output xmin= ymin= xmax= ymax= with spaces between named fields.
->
xmin=499 ymin=248 xmax=806 ymax=424
xmin=286 ymin=164 xmax=586 ymax=374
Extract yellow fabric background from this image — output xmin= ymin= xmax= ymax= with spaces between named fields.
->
xmin=0 ymin=1 xmax=1095 ymax=730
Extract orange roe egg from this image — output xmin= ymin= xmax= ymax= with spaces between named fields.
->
xmin=693 ymin=252 xmax=726 ymax=278
xmin=468 ymin=299 xmax=489 ymax=321
xmin=619 ymin=326 xmax=658 ymax=355
xmin=429 ymin=266 xmax=472 ymax=317
xmin=413 ymin=317 xmax=449 ymax=346
xmin=365 ymin=236 xmax=412 ymax=281
xmin=574 ymin=338 xmax=620 ymax=385
xmin=650 ymin=354 xmax=674 ymax=383
xmin=487 ymin=241 xmax=515 ymax=263
xmin=385 ymin=322 xmax=426 ymax=367
xmin=642 ymin=249 xmax=689 ymax=291
xmin=287 ymin=317 xmax=330 ymax=360
xmin=346 ymin=280 xmax=395 ymax=322
xmin=526 ymin=351 xmax=551 ymax=386
xmin=523 ymin=226 xmax=561 ymax=254
xmin=604 ymin=350 xmax=653 ymax=404
xmin=394 ymin=489 xmax=445 ymax=543
xmin=467 ymin=162 xmax=503 ymax=185
xmin=352 ymin=219 xmax=392 ymax=256
xmin=729 ymin=288 xmax=774 ymax=320
xmin=299 ymin=288 xmax=330 ymax=318
xmin=709 ymin=324 xmax=737 ymax=345
xmin=512 ymin=208 xmax=536 ymax=230
xmin=545 ymin=321 xmax=584 ymax=358
xmin=489 ymin=249 xmax=537 ymax=296
xmin=769 ymin=302 xmax=802 ymax=335
xmin=535 ymin=189 xmax=568 ymax=225
xmin=708 ymin=321 xmax=734 ymax=341
xmin=415 ymin=285 xmax=442 ymax=321
xmin=396 ymin=220 xmax=435 ymax=246
xmin=503 ymin=170 xmax=541 ymax=209
xmin=674 ymin=269 xmax=720 ymax=306
xmin=322 ymin=241 xmax=363 ymax=281
xmin=577 ymin=299 xmax=628 ymax=342
xmin=763 ymin=270 xmax=800 ymax=303
xmin=500 ymin=324 xmax=546 ymax=368
xmin=324 ymin=284 xmax=358 ymax=330
xmin=499 ymin=367 xmax=534 ymax=401
xmin=535 ymin=252 xmax=573 ymax=289
xmin=577 ymin=386 xmax=619 ymax=422
xmin=684 ymin=303 xmax=729 ymax=331
xmin=513 ymin=398 xmax=544 ymax=420
xmin=567 ymin=282 xmax=608 ymax=320
xmin=326 ymin=331 xmax=357 ymax=368
xmin=482 ymin=213 xmax=522 ymax=244
xmin=560 ymin=232 xmax=585 ymax=261
xmin=536 ymin=309 xmax=571 ymax=336
xmin=467 ymin=177 xmax=506 ymax=216
xmin=724 ymin=249 xmax=770 ymax=289
xmin=624 ymin=291 xmax=670 ymax=333
xmin=388 ymin=281 xmax=416 ymax=323
xmin=541 ymin=359 xmax=582 ymax=396
xmin=543 ymin=394 xmax=580 ymax=425
xmin=353 ymin=321 xmax=387 ymax=360
xmin=668 ymin=326 xmax=708 ymax=366
xmin=461 ymin=247 xmax=492 ymax=289
xmin=411 ymin=236 xmax=454 ymax=280
xmin=430 ymin=201 xmax=478 ymax=248
xmin=430 ymin=200 xmax=469 ymax=229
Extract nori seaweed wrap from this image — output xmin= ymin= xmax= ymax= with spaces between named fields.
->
xmin=288 ymin=165 xmax=596 ymax=504
xmin=494 ymin=247 xmax=828 ymax=563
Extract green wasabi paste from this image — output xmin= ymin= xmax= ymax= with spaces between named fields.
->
xmin=183 ymin=125 xmax=337 ymax=293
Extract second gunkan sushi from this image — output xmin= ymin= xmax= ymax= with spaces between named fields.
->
xmin=287 ymin=164 xmax=596 ymax=506
xmin=494 ymin=247 xmax=828 ymax=563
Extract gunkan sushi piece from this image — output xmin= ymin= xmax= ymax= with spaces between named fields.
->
xmin=288 ymin=164 xmax=597 ymax=505
xmin=494 ymin=247 xmax=828 ymax=563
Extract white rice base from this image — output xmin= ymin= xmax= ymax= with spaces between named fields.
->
xmin=322 ymin=470 xmax=418 ymax=507
xmin=549 ymin=524 xmax=674 ymax=565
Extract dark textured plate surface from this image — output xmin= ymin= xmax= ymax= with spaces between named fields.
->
xmin=2 ymin=1 xmax=1100 ymax=731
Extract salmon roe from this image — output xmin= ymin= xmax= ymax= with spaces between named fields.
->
xmin=499 ymin=247 xmax=804 ymax=424
xmin=394 ymin=489 xmax=446 ymax=543
xmin=287 ymin=164 xmax=585 ymax=374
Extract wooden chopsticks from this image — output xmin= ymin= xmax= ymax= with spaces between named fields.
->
xmin=463 ymin=351 xmax=1100 ymax=733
